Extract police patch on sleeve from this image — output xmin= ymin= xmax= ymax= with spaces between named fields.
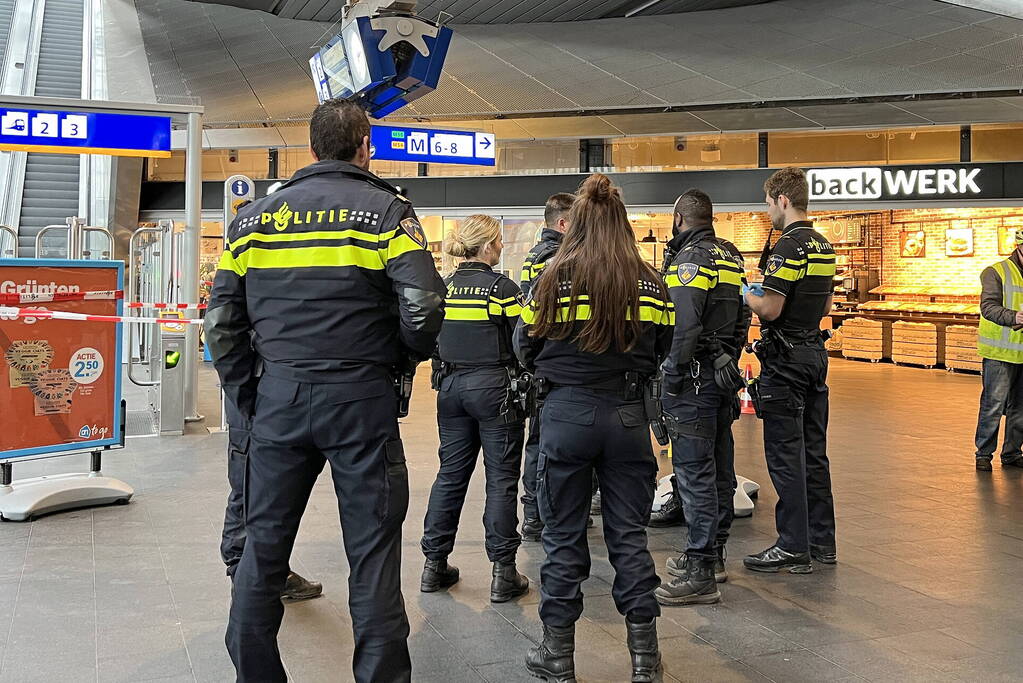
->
xmin=677 ymin=262 xmax=701 ymax=285
xmin=400 ymin=218 xmax=428 ymax=249
xmin=516 ymin=291 xmax=527 ymax=306
xmin=764 ymin=254 xmax=784 ymax=276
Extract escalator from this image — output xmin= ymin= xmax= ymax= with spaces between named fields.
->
xmin=15 ymin=0 xmax=83 ymax=257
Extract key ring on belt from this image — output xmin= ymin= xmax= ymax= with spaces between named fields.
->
xmin=690 ymin=359 xmax=701 ymax=394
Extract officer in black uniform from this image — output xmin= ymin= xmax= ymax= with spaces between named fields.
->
xmin=206 ymin=99 xmax=445 ymax=683
xmin=743 ymin=167 xmax=838 ymax=574
xmin=519 ymin=192 xmax=575 ymax=541
xmin=516 ymin=174 xmax=672 ymax=683
xmin=648 ymin=237 xmax=748 ymax=532
xmin=653 ymin=190 xmax=749 ymax=606
xmin=420 ymin=213 xmax=530 ymax=603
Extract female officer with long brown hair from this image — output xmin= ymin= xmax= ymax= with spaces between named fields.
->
xmin=515 ymin=174 xmax=673 ymax=683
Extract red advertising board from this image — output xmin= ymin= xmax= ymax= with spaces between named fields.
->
xmin=0 ymin=260 xmax=123 ymax=459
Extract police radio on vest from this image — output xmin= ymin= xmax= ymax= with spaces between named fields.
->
xmin=807 ymin=167 xmax=983 ymax=200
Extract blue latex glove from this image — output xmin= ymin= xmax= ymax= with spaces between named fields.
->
xmin=743 ymin=283 xmax=765 ymax=298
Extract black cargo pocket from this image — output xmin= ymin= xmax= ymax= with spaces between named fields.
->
xmin=617 ymin=403 xmax=646 ymax=428
xmin=759 ymin=384 xmax=800 ymax=416
xmin=546 ymin=400 xmax=595 ymax=426
xmin=381 ymin=439 xmax=409 ymax=523
xmin=536 ymin=451 xmax=555 ymax=520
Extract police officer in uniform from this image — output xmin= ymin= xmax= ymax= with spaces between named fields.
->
xmin=516 ymin=174 xmax=672 ymax=683
xmin=743 ymin=167 xmax=837 ymax=574
xmin=519 ymin=192 xmax=575 ymax=541
xmin=653 ymin=190 xmax=749 ymax=606
xmin=420 ymin=214 xmax=530 ymax=603
xmin=206 ymin=99 xmax=445 ymax=683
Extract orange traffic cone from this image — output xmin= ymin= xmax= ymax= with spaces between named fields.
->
xmin=740 ymin=364 xmax=756 ymax=415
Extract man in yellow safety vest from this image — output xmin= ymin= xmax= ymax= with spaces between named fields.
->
xmin=976 ymin=228 xmax=1023 ymax=471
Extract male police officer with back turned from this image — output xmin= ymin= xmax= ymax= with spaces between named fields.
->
xmin=653 ymin=189 xmax=748 ymax=606
xmin=205 ymin=99 xmax=445 ymax=683
xmin=519 ymin=192 xmax=575 ymax=541
xmin=743 ymin=167 xmax=837 ymax=575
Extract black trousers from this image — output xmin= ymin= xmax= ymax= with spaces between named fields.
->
xmin=225 ymin=372 xmax=411 ymax=683
xmin=521 ymin=417 xmax=541 ymax=520
xmin=421 ymin=367 xmax=525 ymax=564
xmin=758 ymin=344 xmax=836 ymax=553
xmin=663 ymin=373 xmax=737 ymax=559
xmin=220 ymin=427 xmax=249 ymax=576
xmin=536 ymin=386 xmax=659 ymax=627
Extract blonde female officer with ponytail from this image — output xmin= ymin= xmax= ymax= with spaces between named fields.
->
xmin=420 ymin=214 xmax=531 ymax=603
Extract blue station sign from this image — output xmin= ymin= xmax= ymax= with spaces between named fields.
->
xmin=0 ymin=107 xmax=172 ymax=158
xmin=370 ymin=125 xmax=496 ymax=167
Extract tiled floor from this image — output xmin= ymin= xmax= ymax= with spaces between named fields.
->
xmin=2 ymin=359 xmax=1022 ymax=682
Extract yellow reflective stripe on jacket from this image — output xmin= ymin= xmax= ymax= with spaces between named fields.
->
xmin=771 ymin=266 xmax=803 ymax=282
xmin=520 ymin=301 xmax=673 ymax=325
xmin=445 ymin=307 xmax=490 ymax=321
xmin=665 ymin=273 xmax=713 ymax=290
xmin=806 ymin=262 xmax=837 ymax=277
xmin=488 ymin=302 xmax=522 ymax=316
xmin=228 ymin=228 xmax=381 ymax=251
xmin=217 ymin=249 xmax=244 ymax=276
xmin=234 ymin=245 xmax=385 ymax=272
xmin=519 ymin=258 xmax=535 ymax=285
xmin=381 ymin=233 xmax=423 ymax=263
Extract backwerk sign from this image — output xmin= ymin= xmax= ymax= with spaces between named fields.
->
xmin=807 ymin=165 xmax=1003 ymax=202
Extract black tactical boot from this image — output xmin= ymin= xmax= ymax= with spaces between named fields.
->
xmin=743 ymin=545 xmax=812 ymax=574
xmin=525 ymin=624 xmax=576 ymax=683
xmin=491 ymin=561 xmax=529 ymax=603
xmin=420 ymin=558 xmax=460 ymax=592
xmin=626 ymin=619 xmax=661 ymax=683
xmin=522 ymin=517 xmax=544 ymax=542
xmin=714 ymin=545 xmax=728 ymax=583
xmin=655 ymin=556 xmax=720 ymax=606
xmin=976 ymin=456 xmax=993 ymax=471
xmin=648 ymin=491 xmax=685 ymax=527
xmin=281 ymin=571 xmax=323 ymax=601
xmin=666 ymin=551 xmax=727 ymax=583
xmin=810 ymin=543 xmax=837 ymax=564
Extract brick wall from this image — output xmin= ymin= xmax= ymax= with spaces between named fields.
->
xmin=882 ymin=207 xmax=1023 ymax=294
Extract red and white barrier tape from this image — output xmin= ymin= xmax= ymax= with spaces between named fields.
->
xmin=0 ymin=306 xmax=203 ymax=326
xmin=0 ymin=290 xmax=207 ymax=309
xmin=0 ymin=289 xmax=123 ymax=304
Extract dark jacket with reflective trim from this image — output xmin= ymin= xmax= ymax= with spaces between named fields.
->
xmin=661 ymin=225 xmax=750 ymax=392
xmin=760 ymin=221 xmax=836 ymax=334
xmin=513 ymin=272 xmax=675 ymax=386
xmin=438 ymin=262 xmax=522 ymax=367
xmin=204 ymin=160 xmax=446 ymax=388
xmin=519 ymin=228 xmax=563 ymax=299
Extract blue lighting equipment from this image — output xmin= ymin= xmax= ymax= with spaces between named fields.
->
xmin=309 ymin=1 xmax=453 ymax=119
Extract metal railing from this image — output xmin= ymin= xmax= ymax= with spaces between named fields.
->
xmin=0 ymin=224 xmax=15 ymax=256
xmin=33 ymin=216 xmax=113 ymax=259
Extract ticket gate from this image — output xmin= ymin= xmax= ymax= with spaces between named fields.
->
xmin=126 ymin=220 xmax=188 ymax=437
xmin=33 ymin=216 xmax=113 ymax=260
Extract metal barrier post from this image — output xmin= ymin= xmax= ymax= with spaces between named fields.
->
xmin=0 ymin=225 xmax=16 ymax=257
xmin=182 ymin=110 xmax=203 ymax=422
xmin=127 ymin=226 xmax=164 ymax=387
